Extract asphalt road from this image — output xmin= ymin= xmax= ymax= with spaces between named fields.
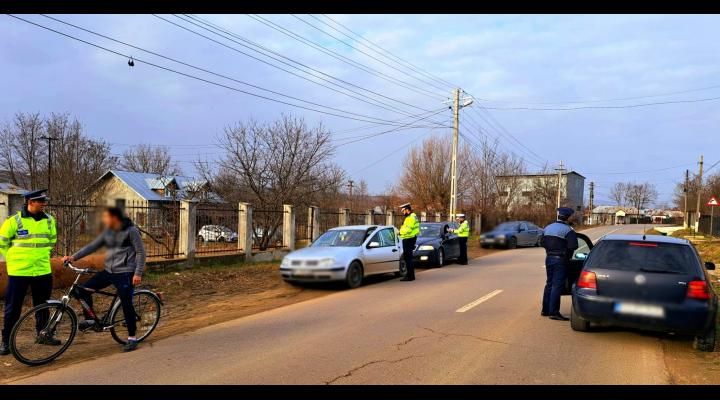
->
xmin=14 ymin=224 xmax=674 ymax=384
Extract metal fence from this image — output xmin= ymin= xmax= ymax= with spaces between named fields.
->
xmin=349 ymin=212 xmax=367 ymax=226
xmin=372 ymin=211 xmax=385 ymax=226
xmin=195 ymin=204 xmax=241 ymax=255
xmin=253 ymin=209 xmax=284 ymax=250
xmin=295 ymin=207 xmax=313 ymax=242
xmin=47 ymin=200 xmax=184 ymax=260
xmin=699 ymin=215 xmax=720 ymax=237
xmin=318 ymin=209 xmax=341 ymax=233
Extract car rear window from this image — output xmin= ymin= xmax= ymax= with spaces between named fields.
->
xmin=584 ymin=240 xmax=698 ymax=274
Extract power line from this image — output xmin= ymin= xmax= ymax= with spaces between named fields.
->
xmin=580 ymin=163 xmax=695 ymax=175
xmin=9 ymin=14 xmax=437 ymax=127
xmin=317 ymin=14 xmax=459 ymax=90
xmin=291 ymin=14 xmax=450 ymax=94
xmin=334 ymin=109 xmax=448 ymax=147
xmin=477 ymin=96 xmax=720 ymax=111
xmin=349 ymin=129 xmax=433 ymax=176
xmin=169 ymin=14 xmax=444 ymax=121
xmin=245 ymin=14 xmax=446 ymax=101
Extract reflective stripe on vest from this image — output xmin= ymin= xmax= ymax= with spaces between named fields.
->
xmin=13 ymin=212 xmax=52 ymax=231
xmin=11 ymin=242 xmax=55 ymax=248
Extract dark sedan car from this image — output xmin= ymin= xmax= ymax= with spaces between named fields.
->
xmin=480 ymin=221 xmax=543 ymax=249
xmin=571 ymin=234 xmax=717 ymax=352
xmin=412 ymin=222 xmax=461 ymax=267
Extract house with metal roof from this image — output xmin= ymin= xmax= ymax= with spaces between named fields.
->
xmin=90 ymin=170 xmax=222 ymax=208
xmin=0 ymin=182 xmax=27 ymax=225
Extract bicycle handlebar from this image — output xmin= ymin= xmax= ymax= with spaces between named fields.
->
xmin=63 ymin=261 xmax=94 ymax=275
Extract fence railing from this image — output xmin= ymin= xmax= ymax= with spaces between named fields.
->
xmin=252 ymin=209 xmax=285 ymax=250
xmin=195 ymin=204 xmax=241 ymax=255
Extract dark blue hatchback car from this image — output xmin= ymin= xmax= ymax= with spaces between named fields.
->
xmin=571 ymin=234 xmax=717 ymax=352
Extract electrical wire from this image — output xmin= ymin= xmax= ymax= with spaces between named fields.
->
xmin=476 ymin=96 xmax=720 ymax=111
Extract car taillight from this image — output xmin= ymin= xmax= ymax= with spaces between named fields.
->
xmin=577 ymin=271 xmax=597 ymax=289
xmin=687 ymin=280 xmax=710 ymax=300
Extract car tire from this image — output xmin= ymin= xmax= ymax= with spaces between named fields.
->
xmin=570 ymin=304 xmax=590 ymax=332
xmin=507 ymin=237 xmax=517 ymax=249
xmin=435 ymin=248 xmax=444 ymax=268
xmin=218 ymin=237 xmax=226 ymax=243
xmin=693 ymin=317 xmax=716 ymax=352
xmin=345 ymin=261 xmax=363 ymax=289
xmin=197 ymin=235 xmax=204 ymax=243
xmin=535 ymin=237 xmax=542 ymax=247
xmin=394 ymin=259 xmax=408 ymax=278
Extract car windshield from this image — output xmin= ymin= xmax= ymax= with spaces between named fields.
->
xmin=419 ymin=224 xmax=443 ymax=237
xmin=496 ymin=222 xmax=520 ymax=231
xmin=312 ymin=229 xmax=367 ymax=247
xmin=584 ymin=240 xmax=698 ymax=274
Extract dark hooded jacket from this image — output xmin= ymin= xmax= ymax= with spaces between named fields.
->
xmin=72 ymin=217 xmax=146 ymax=277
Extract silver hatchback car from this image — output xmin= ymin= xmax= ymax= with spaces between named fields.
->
xmin=280 ymin=225 xmax=407 ymax=288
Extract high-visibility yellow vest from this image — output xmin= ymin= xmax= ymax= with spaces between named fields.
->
xmin=399 ymin=212 xmax=420 ymax=239
xmin=456 ymin=220 xmax=470 ymax=238
xmin=0 ymin=211 xmax=56 ymax=277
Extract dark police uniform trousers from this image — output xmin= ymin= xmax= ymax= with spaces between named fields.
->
xmin=402 ymin=237 xmax=417 ymax=280
xmin=540 ymin=221 xmax=578 ymax=316
xmin=3 ymin=273 xmax=53 ymax=343
xmin=458 ymin=237 xmax=468 ymax=264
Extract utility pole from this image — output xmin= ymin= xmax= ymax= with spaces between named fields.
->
xmin=589 ymin=181 xmax=595 ymax=224
xmin=555 ymin=161 xmax=566 ymax=209
xmin=694 ymin=155 xmax=704 ymax=232
xmin=447 ymin=88 xmax=473 ymax=220
xmin=683 ymin=169 xmax=689 ymax=229
xmin=40 ymin=135 xmax=59 ymax=196
xmin=347 ymin=180 xmax=354 ymax=197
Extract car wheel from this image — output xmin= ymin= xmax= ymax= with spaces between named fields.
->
xmin=345 ymin=261 xmax=363 ymax=289
xmin=507 ymin=237 xmax=517 ymax=249
xmin=535 ymin=237 xmax=542 ymax=247
xmin=197 ymin=235 xmax=204 ymax=243
xmin=435 ymin=248 xmax=444 ymax=268
xmin=394 ymin=259 xmax=408 ymax=278
xmin=218 ymin=236 xmax=226 ymax=243
xmin=570 ymin=304 xmax=590 ymax=332
xmin=693 ymin=317 xmax=716 ymax=352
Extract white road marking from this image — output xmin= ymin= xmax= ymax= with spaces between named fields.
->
xmin=455 ymin=289 xmax=503 ymax=313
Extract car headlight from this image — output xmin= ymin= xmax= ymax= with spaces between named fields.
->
xmin=318 ymin=258 xmax=335 ymax=268
xmin=281 ymin=258 xmax=291 ymax=268
xmin=418 ymin=245 xmax=435 ymax=251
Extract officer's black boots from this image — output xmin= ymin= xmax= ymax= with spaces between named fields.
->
xmin=0 ymin=343 xmax=9 ymax=355
xmin=549 ymin=314 xmax=569 ymax=321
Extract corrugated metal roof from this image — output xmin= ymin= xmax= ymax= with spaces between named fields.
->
xmin=106 ymin=170 xmax=216 ymax=202
xmin=0 ymin=182 xmax=27 ymax=195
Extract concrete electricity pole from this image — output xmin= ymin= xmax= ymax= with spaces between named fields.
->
xmin=694 ymin=155 xmax=704 ymax=232
xmin=447 ymin=88 xmax=473 ymax=220
xmin=40 ymin=135 xmax=59 ymax=196
xmin=684 ymin=169 xmax=689 ymax=229
xmin=555 ymin=161 xmax=566 ymax=209
xmin=589 ymin=181 xmax=594 ymax=217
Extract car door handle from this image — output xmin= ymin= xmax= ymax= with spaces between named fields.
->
xmin=392 ymin=249 xmax=398 ymax=252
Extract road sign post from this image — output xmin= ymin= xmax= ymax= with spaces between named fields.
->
xmin=708 ymin=196 xmax=718 ymax=237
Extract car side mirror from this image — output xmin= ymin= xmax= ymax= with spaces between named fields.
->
xmin=518 ymin=227 xmax=525 ymax=232
xmin=367 ymin=241 xmax=380 ymax=249
xmin=705 ymin=261 xmax=716 ymax=270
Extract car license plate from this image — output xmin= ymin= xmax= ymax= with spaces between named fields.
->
xmin=614 ymin=302 xmax=664 ymax=318
xmin=485 ymin=238 xmax=495 ymax=244
xmin=293 ymin=269 xmax=313 ymax=276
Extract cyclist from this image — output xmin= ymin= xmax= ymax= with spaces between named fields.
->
xmin=61 ymin=207 xmax=146 ymax=352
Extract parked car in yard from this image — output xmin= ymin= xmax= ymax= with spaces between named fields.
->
xmin=570 ymin=234 xmax=718 ymax=352
xmin=480 ymin=221 xmax=543 ymax=249
xmin=280 ymin=225 xmax=406 ymax=288
xmin=197 ymin=225 xmax=238 ymax=243
xmin=413 ymin=222 xmax=461 ymax=267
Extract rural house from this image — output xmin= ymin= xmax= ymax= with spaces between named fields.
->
xmin=495 ymin=171 xmax=586 ymax=214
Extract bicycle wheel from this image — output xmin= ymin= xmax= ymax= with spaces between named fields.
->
xmin=109 ymin=290 xmax=162 ymax=345
xmin=10 ymin=302 xmax=77 ymax=366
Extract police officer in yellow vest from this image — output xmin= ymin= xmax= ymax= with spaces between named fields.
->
xmin=449 ymin=213 xmax=470 ymax=265
xmin=398 ymin=203 xmax=420 ymax=281
xmin=0 ymin=189 xmax=59 ymax=355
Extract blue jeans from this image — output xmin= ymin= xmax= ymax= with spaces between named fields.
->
xmin=542 ymin=256 xmax=567 ymax=315
xmin=78 ymin=271 xmax=136 ymax=336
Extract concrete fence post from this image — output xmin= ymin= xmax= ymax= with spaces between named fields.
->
xmin=365 ymin=209 xmax=373 ymax=225
xmin=420 ymin=211 xmax=427 ymax=222
xmin=386 ymin=210 xmax=395 ymax=226
xmin=238 ymin=202 xmax=253 ymax=260
xmin=339 ymin=208 xmax=350 ymax=226
xmin=309 ymin=206 xmax=321 ymax=240
xmin=435 ymin=212 xmax=442 ymax=222
xmin=283 ymin=204 xmax=295 ymax=250
xmin=179 ymin=200 xmax=197 ymax=267
xmin=473 ymin=213 xmax=482 ymax=235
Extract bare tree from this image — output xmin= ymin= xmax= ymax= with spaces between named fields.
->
xmin=119 ymin=143 xmax=181 ymax=176
xmin=196 ymin=114 xmax=345 ymax=249
xmin=609 ymin=182 xmax=629 ymax=206
xmin=0 ymin=112 xmax=46 ymax=188
xmin=626 ymin=182 xmax=658 ymax=222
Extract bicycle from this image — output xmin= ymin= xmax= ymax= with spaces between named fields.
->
xmin=9 ymin=261 xmax=163 ymax=366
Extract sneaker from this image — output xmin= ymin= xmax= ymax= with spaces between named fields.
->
xmin=78 ymin=319 xmax=96 ymax=332
xmin=36 ymin=335 xmax=61 ymax=346
xmin=0 ymin=343 xmax=9 ymax=356
xmin=123 ymin=339 xmax=139 ymax=352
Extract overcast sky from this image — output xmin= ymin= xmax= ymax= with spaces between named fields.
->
xmin=2 ymin=14 xmax=719 ymax=206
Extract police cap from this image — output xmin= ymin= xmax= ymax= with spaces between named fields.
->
xmin=398 ymin=202 xmax=412 ymax=211
xmin=23 ymin=189 xmax=49 ymax=202
xmin=456 ymin=213 xmax=466 ymax=218
xmin=557 ymin=207 xmax=574 ymax=218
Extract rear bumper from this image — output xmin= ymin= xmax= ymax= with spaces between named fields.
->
xmin=572 ymin=289 xmax=716 ymax=335
xmin=280 ymin=267 xmax=346 ymax=282
xmin=480 ymin=237 xmax=506 ymax=246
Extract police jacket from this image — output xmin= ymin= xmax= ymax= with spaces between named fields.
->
xmin=399 ymin=213 xmax=420 ymax=239
xmin=540 ymin=220 xmax=579 ymax=259
xmin=0 ymin=206 xmax=56 ymax=277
